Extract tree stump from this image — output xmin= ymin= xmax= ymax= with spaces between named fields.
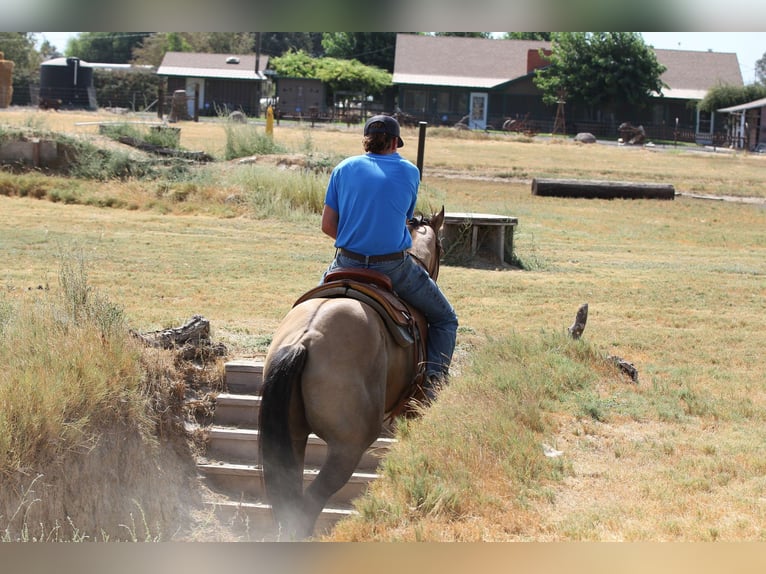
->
xmin=568 ymin=303 xmax=588 ymax=339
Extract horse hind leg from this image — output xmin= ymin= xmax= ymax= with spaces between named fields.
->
xmin=298 ymin=444 xmax=368 ymax=538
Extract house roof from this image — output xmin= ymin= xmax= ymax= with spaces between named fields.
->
xmin=653 ymin=49 xmax=742 ymax=100
xmin=717 ymin=96 xmax=766 ymax=113
xmin=393 ymin=34 xmax=743 ymax=100
xmin=393 ymin=34 xmax=551 ymax=89
xmin=157 ymin=51 xmax=269 ymax=81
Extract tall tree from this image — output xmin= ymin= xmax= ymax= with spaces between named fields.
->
xmin=67 ymin=32 xmax=152 ymax=63
xmin=321 ymin=33 xmax=397 ymax=72
xmin=534 ymin=32 xmax=666 ymax=115
xmin=38 ymin=39 xmax=61 ymax=61
xmin=756 ymin=51 xmax=766 ymax=86
xmin=503 ymin=32 xmax=552 ymax=41
xmin=130 ymin=33 xmax=190 ymax=67
xmin=184 ymin=33 xmax=255 ymax=54
xmin=259 ymin=33 xmax=320 ymax=57
xmin=0 ymin=32 xmax=38 ymax=69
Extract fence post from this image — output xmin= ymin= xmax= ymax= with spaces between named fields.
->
xmin=416 ymin=121 xmax=427 ymax=180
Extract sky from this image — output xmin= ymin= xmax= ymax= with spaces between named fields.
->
xmin=34 ymin=32 xmax=765 ymax=84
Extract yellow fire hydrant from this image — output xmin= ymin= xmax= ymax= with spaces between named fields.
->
xmin=266 ymin=105 xmax=274 ymax=137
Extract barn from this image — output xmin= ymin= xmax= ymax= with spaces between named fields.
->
xmin=157 ymin=51 xmax=271 ymax=118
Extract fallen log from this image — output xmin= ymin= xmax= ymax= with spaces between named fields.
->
xmin=117 ymin=136 xmax=214 ymax=162
xmin=608 ymin=355 xmax=639 ymax=383
xmin=532 ymin=178 xmax=675 ymax=200
xmin=131 ymin=314 xmax=227 ymax=360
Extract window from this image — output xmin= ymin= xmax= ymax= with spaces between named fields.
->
xmin=697 ymin=110 xmax=713 ymax=134
xmin=403 ymin=89 xmax=426 ymax=113
xmin=436 ymin=92 xmax=450 ymax=114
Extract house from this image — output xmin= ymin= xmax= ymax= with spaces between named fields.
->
xmin=392 ymin=34 xmax=553 ymax=129
xmin=717 ymin=96 xmax=766 ymax=150
xmin=156 ymin=51 xmax=271 ymax=117
xmin=392 ymin=34 xmax=743 ymax=141
xmin=653 ymin=48 xmax=743 ymax=144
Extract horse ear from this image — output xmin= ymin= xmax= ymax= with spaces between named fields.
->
xmin=431 ymin=206 xmax=445 ymax=232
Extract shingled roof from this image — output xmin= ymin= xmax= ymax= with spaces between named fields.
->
xmin=393 ymin=34 xmax=743 ymax=100
xmin=653 ymin=49 xmax=742 ymax=99
xmin=157 ymin=51 xmax=270 ymax=81
xmin=393 ymin=34 xmax=552 ymax=88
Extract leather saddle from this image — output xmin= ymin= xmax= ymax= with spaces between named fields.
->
xmin=293 ymin=267 xmax=429 ymax=418
xmin=294 ymin=268 xmax=426 ymax=349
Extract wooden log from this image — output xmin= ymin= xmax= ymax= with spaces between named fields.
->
xmin=131 ymin=314 xmax=228 ymax=360
xmin=116 ymin=136 xmax=213 ymax=162
xmin=531 ymin=178 xmax=675 ymax=200
xmin=132 ymin=314 xmax=211 ymax=349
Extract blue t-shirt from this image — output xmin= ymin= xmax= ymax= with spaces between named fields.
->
xmin=324 ymin=152 xmax=420 ymax=256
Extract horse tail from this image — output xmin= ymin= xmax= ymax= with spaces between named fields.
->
xmin=258 ymin=343 xmax=308 ymax=533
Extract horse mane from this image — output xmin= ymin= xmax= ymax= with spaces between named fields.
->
xmin=407 ymin=213 xmax=428 ymax=228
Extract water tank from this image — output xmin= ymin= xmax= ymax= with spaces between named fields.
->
xmin=39 ymin=57 xmax=97 ymax=110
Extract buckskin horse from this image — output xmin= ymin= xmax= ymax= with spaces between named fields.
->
xmin=258 ymin=208 xmax=445 ymax=539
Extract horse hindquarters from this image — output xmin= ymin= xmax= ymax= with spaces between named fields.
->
xmin=259 ymin=343 xmax=309 ymax=538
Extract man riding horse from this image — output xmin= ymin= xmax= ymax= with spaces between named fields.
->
xmin=320 ymin=114 xmax=458 ymax=401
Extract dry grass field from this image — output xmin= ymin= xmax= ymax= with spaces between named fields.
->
xmin=2 ymin=107 xmax=766 ymax=541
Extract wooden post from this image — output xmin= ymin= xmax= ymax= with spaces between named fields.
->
xmin=416 ymin=121 xmax=427 ymax=180
xmin=193 ymin=85 xmax=199 ymax=122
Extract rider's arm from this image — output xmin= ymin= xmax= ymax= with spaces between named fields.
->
xmin=321 ymin=204 xmax=339 ymax=240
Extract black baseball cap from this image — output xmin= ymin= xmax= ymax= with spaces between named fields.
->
xmin=364 ymin=114 xmax=404 ymax=148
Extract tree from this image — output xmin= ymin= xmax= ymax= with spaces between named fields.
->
xmin=433 ymin=32 xmax=492 ymax=39
xmin=756 ymin=52 xmax=766 ymax=86
xmin=503 ymin=32 xmax=552 ymax=41
xmin=38 ymin=39 xmax=61 ymax=61
xmin=67 ymin=32 xmax=152 ymax=63
xmin=698 ymin=83 xmax=766 ymax=113
xmin=269 ymin=50 xmax=392 ymax=96
xmin=0 ymin=32 xmax=38 ymax=69
xmin=534 ymin=32 xmax=666 ymax=116
xmin=321 ymin=33 xmax=397 ymax=72
xmin=259 ymin=33 xmax=321 ymax=57
xmin=185 ymin=33 xmax=255 ymax=55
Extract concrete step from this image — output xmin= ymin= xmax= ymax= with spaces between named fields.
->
xmin=214 ymin=393 xmax=261 ymax=427
xmin=197 ymin=461 xmax=377 ymax=506
xmin=205 ymin=500 xmax=356 ymax=540
xmin=206 ymin=426 xmax=394 ymax=471
xmin=225 ymin=359 xmax=264 ymax=394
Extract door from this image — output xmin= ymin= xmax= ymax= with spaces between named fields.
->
xmin=185 ymin=78 xmax=204 ymax=117
xmin=469 ymin=92 xmax=488 ymax=130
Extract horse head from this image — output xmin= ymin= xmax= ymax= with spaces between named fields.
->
xmin=408 ymin=206 xmax=444 ymax=281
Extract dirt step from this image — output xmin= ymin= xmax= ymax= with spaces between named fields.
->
xmin=205 ymin=500 xmax=356 ymax=540
xmin=206 ymin=426 xmax=394 ymax=471
xmin=197 ymin=461 xmax=378 ymax=506
xmin=225 ymin=359 xmax=264 ymax=394
xmin=214 ymin=393 xmax=261 ymax=427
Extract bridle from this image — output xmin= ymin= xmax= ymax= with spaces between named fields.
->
xmin=407 ymin=216 xmax=442 ymax=281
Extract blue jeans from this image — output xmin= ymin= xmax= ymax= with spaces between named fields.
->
xmin=323 ymin=253 xmax=458 ymax=378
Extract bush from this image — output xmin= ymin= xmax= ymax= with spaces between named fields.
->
xmin=222 ymin=122 xmax=287 ymax=160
